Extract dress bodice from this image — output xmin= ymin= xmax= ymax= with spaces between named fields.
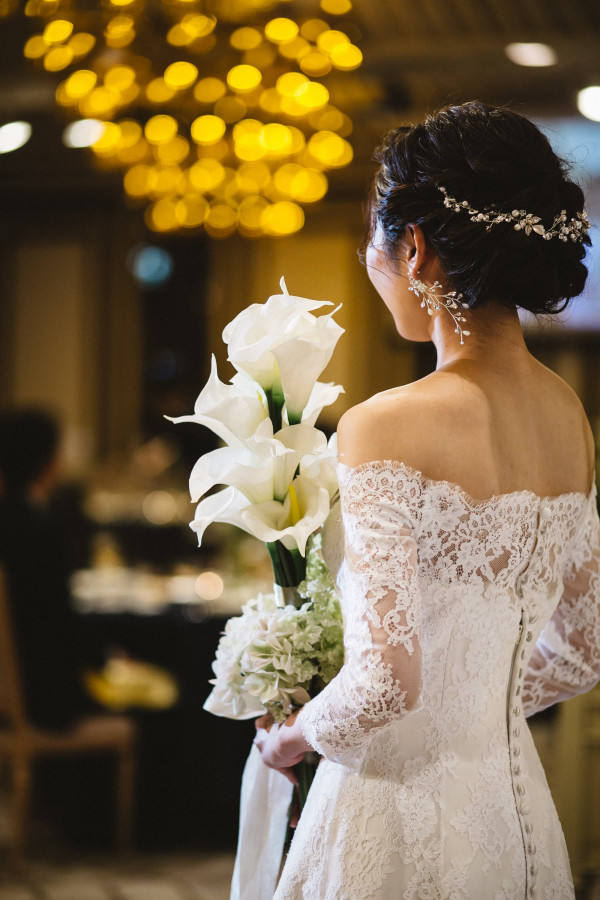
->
xmin=283 ymin=460 xmax=600 ymax=900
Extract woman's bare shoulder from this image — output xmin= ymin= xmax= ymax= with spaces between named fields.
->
xmin=337 ymin=379 xmax=449 ymax=469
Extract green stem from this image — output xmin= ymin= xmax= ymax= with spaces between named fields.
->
xmin=294 ymin=754 xmax=319 ymax=811
xmin=264 ymin=386 xmax=284 ymax=433
xmin=266 ymin=540 xmax=306 ymax=588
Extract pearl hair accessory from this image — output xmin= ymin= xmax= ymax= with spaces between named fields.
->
xmin=438 ymin=185 xmax=590 ymax=243
xmin=408 ymin=273 xmax=471 ymax=344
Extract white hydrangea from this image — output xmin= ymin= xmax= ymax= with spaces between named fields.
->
xmin=204 ymin=535 xmax=343 ymax=722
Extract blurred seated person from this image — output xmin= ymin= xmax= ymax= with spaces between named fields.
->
xmin=0 ymin=408 xmax=179 ymax=732
xmin=0 ymin=407 xmax=101 ymax=731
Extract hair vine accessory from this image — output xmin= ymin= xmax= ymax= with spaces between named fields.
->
xmin=438 ymin=185 xmax=590 ymax=243
xmin=408 ymin=273 xmax=471 ymax=345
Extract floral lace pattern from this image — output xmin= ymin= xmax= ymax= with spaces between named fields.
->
xmin=276 ymin=460 xmax=600 ymax=900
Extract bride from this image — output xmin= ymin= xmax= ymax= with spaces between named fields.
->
xmin=253 ymin=101 xmax=599 ymax=898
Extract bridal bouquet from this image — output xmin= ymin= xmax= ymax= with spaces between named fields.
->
xmin=205 ymin=534 xmax=343 ymax=722
xmin=169 ymin=278 xmax=345 ymax=727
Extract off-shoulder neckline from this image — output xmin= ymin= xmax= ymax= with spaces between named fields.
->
xmin=337 ymin=458 xmax=595 ymax=509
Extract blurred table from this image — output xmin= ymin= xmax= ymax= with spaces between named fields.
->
xmin=68 ymin=567 xmax=268 ymax=852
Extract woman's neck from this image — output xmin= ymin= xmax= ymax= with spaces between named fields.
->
xmin=432 ymin=302 xmax=530 ymax=372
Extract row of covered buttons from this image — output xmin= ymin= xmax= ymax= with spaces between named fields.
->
xmin=511 ymin=609 xmax=540 ymax=897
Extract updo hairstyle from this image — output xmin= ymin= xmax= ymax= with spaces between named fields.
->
xmin=362 ymin=101 xmax=591 ymax=314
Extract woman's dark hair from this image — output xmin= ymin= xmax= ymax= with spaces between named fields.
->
xmin=361 ymin=101 xmax=591 ymax=313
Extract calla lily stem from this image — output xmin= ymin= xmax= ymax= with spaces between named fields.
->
xmin=267 ymin=540 xmax=306 ymax=588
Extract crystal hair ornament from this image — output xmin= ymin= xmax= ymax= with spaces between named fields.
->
xmin=408 ymin=273 xmax=471 ymax=345
xmin=438 ymin=185 xmax=590 ymax=243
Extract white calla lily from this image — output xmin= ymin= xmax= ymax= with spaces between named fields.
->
xmin=301 ymin=381 xmax=345 ymax=426
xmin=223 ymin=278 xmax=344 ymax=420
xmin=165 ymin=355 xmax=266 ymax=447
xmin=241 ymin=474 xmax=331 ymax=556
xmin=189 ymin=421 xmax=327 ymax=506
xmin=301 ymin=433 xmax=339 ymax=501
xmin=190 ymin=486 xmax=256 ymax=545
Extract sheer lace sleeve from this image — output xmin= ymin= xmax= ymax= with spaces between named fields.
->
xmin=299 ymin=465 xmax=422 ymax=770
xmin=523 ymin=487 xmax=600 ymax=717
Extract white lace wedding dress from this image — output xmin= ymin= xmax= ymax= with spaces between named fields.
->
xmin=274 ymin=460 xmax=600 ymax=900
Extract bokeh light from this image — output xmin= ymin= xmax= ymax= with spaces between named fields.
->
xmin=21 ymin=0 xmax=362 ymax=237
xmin=62 ymin=118 xmax=105 ymax=148
xmin=0 ymin=121 xmax=32 ymax=154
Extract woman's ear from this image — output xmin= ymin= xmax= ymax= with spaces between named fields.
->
xmin=405 ymin=224 xmax=428 ymax=278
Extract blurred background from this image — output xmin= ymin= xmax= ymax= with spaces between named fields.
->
xmin=0 ymin=0 xmax=599 ymax=897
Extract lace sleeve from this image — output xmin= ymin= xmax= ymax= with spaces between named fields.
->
xmin=523 ymin=488 xmax=600 ymax=717
xmin=298 ymin=466 xmax=422 ymax=770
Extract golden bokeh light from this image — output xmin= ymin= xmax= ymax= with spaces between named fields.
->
xmin=124 ymin=164 xmax=155 ymax=198
xmin=230 ymin=26 xmax=262 ymax=50
xmin=91 ymin=121 xmax=122 ymax=153
xmin=276 ymin=71 xmax=308 ymax=97
xmin=164 ymin=61 xmax=198 ymax=89
xmin=238 ymin=195 xmax=270 ymax=235
xmin=259 ymin=88 xmax=282 ymax=114
xmin=43 ymin=45 xmax=73 ymax=71
xmin=264 ymin=17 xmax=299 ymax=44
xmin=243 ymin=42 xmax=277 ymax=70
xmin=227 ymin=64 xmax=262 ymax=92
xmin=190 ymin=114 xmax=226 ymax=145
xmin=261 ymin=200 xmax=304 ymax=236
xmin=278 ymin=36 xmax=310 ymax=61
xmin=43 ymin=18 xmax=73 ymax=44
xmin=273 ymin=163 xmax=327 ymax=202
xmin=188 ymin=157 xmax=226 ymax=192
xmin=236 ymin=160 xmax=271 ymax=193
xmin=104 ymin=65 xmax=136 ymax=91
xmin=117 ymin=119 xmax=143 ymax=147
xmin=146 ymin=78 xmax=177 ymax=103
xmin=104 ymin=14 xmax=135 ymax=47
xmin=176 ymin=195 xmax=210 ymax=228
xmin=204 ymin=203 xmax=238 ymax=237
xmin=320 ymin=0 xmax=352 ymax=13
xmin=23 ymin=0 xmax=361 ymax=236
xmin=300 ymin=18 xmax=329 ymax=41
xmin=299 ymin=50 xmax=331 ymax=77
xmin=295 ymin=81 xmax=329 ymax=109
xmin=194 ymin=77 xmax=227 ymax=104
xmin=155 ymin=135 xmax=190 ymax=164
xmin=146 ymin=197 xmax=179 ymax=232
xmin=68 ymin=32 xmax=96 ymax=57
xmin=145 ymin=114 xmax=179 ymax=144
xmin=198 ymin=138 xmax=229 ymax=160
xmin=330 ymin=42 xmax=363 ymax=70
xmin=309 ymin=105 xmax=352 ymax=135
xmin=81 ymin=86 xmax=119 ymax=117
xmin=64 ymin=69 xmax=97 ymax=99
xmin=260 ymin=122 xmax=293 ymax=155
xmin=307 ymin=130 xmax=353 ymax=167
xmin=23 ymin=35 xmax=48 ymax=59
xmin=150 ymin=164 xmax=183 ymax=196
xmin=316 ymin=28 xmax=350 ymax=53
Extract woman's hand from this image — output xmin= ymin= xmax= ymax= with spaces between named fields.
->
xmin=254 ymin=710 xmax=311 ymax=785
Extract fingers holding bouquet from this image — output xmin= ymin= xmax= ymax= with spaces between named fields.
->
xmin=254 ymin=710 xmax=310 ymax=785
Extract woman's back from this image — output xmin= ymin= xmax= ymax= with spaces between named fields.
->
xmin=338 ymin=346 xmax=594 ymax=503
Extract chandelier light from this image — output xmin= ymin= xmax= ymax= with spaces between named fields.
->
xmin=19 ymin=0 xmax=364 ymax=238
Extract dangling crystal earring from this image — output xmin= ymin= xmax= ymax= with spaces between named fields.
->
xmin=407 ymin=274 xmax=471 ymax=345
